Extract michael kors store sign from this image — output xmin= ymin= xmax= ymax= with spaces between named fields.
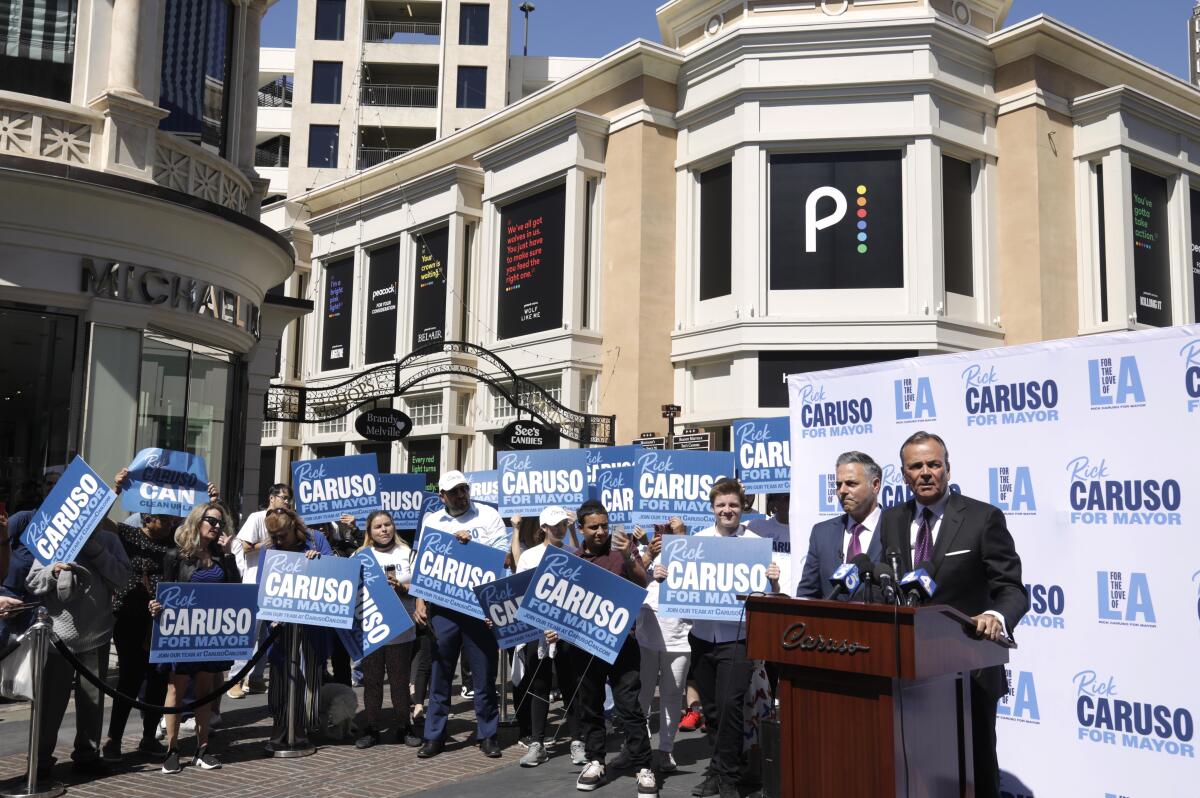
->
xmin=80 ymin=258 xmax=261 ymax=339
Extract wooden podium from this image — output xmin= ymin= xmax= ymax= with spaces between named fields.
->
xmin=745 ymin=596 xmax=1011 ymax=798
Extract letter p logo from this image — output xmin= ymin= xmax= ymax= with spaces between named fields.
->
xmin=805 ymin=187 xmax=848 ymax=253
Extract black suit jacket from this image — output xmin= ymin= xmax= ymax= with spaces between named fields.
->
xmin=795 ymin=514 xmax=883 ymax=599
xmin=879 ymin=492 xmax=1028 ymax=700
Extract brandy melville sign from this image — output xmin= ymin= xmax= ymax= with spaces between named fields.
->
xmin=80 ymin=258 xmax=261 ymax=338
xmin=355 ymin=408 xmax=413 ymax=441
xmin=498 ymin=420 xmax=559 ymax=450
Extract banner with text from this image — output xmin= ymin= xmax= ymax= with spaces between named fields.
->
xmin=121 ymin=448 xmax=208 ymax=517
xmin=474 ymin=570 xmax=543 ymax=649
xmin=657 ymin=535 xmax=772 ymax=620
xmin=786 ymin=325 xmax=1200 ymax=797
xmin=629 ymin=449 xmax=734 ymax=530
xmin=516 ymin=548 xmax=645 ymax=664
xmin=497 ymin=449 xmax=588 ymax=516
xmin=22 ymin=455 xmax=117 ymax=566
xmin=378 ymin=474 xmax=432 ymax=529
xmin=466 ymin=470 xmax=499 ymax=506
xmin=256 ymin=549 xmax=360 ymax=629
xmin=409 ymin=529 xmax=507 ymax=619
xmin=337 ymin=549 xmax=415 ymax=661
xmin=292 ymin=454 xmax=381 ymax=526
xmin=150 ymin=583 xmax=258 ymax=663
xmin=733 ymin=418 xmax=791 ymax=494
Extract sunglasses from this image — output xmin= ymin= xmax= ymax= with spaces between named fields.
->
xmin=202 ymin=516 xmax=225 ymax=528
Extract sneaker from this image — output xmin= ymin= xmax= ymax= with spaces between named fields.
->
xmin=691 ymin=772 xmax=720 ymax=797
xmin=637 ymin=767 xmax=659 ymax=797
xmin=460 ymin=685 xmax=475 ymax=699
xmin=355 ymin=728 xmax=380 ymax=749
xmin=657 ymin=751 xmax=677 ymax=772
xmin=403 ymin=727 xmax=422 ymax=748
xmin=608 ymin=746 xmax=632 ymax=772
xmin=717 ymin=778 xmax=738 ymax=798
xmin=180 ymin=717 xmax=197 ymax=733
xmin=161 ymin=749 xmax=181 ymax=775
xmin=246 ymin=678 xmax=268 ymax=694
xmin=156 ymin=718 xmax=167 ymax=741
xmin=227 ymin=681 xmax=245 ymax=699
xmin=194 ymin=744 xmax=221 ymax=770
xmin=570 ymin=739 xmax=588 ymax=766
xmin=678 ymin=708 xmax=703 ymax=732
xmin=71 ymin=758 xmax=109 ymax=776
xmin=519 ymin=741 xmax=548 ymax=767
xmin=576 ymin=760 xmax=605 ymax=791
xmin=101 ymin=740 xmax=122 ymax=764
xmin=138 ymin=737 xmax=167 ymax=755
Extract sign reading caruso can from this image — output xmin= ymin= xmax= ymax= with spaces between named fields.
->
xmin=497 ymin=419 xmax=559 ymax=450
xmin=21 ymin=455 xmax=117 ymax=566
xmin=150 ymin=583 xmax=258 ymax=663
xmin=291 ymin=454 xmax=381 ymax=526
xmin=256 ymin=549 xmax=360 ymax=629
xmin=121 ymin=448 xmax=208 ymax=517
xmin=355 ymin=408 xmax=413 ymax=442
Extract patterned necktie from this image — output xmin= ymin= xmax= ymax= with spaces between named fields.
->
xmin=914 ymin=506 xmax=933 ymax=565
xmin=846 ymin=522 xmax=864 ymax=560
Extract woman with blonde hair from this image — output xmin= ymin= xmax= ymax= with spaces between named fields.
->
xmin=149 ymin=501 xmax=239 ymax=774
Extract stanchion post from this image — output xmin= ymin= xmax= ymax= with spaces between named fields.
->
xmin=498 ymin=651 xmax=511 ymax=724
xmin=1 ymin=607 xmax=65 ymax=798
xmin=266 ymin=623 xmax=314 ymax=758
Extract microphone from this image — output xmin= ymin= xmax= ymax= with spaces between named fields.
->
xmin=885 ymin=548 xmax=906 ymax=603
xmin=848 ymin=553 xmax=875 ymax=602
xmin=899 ymin=562 xmax=937 ymax=607
xmin=875 ymin=562 xmax=897 ymax=605
xmin=826 ymin=562 xmax=861 ymax=600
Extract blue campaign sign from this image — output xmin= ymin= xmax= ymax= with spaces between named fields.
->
xmin=497 ymin=449 xmax=588 ymax=516
xmin=378 ymin=474 xmax=432 ymax=529
xmin=409 ymin=529 xmax=507 ymax=619
xmin=658 ymin=535 xmax=772 ymax=621
xmin=120 ymin=448 xmax=208 ymax=517
xmin=291 ymin=454 xmax=382 ymax=526
xmin=733 ymin=418 xmax=791 ymax=494
xmin=22 ymin=456 xmax=117 ymax=566
xmin=256 ymin=549 xmax=361 ymax=629
xmin=337 ymin=550 xmax=416 ymax=661
xmin=466 ymin=470 xmax=499 ymax=505
xmin=150 ymin=583 xmax=258 ymax=663
xmin=474 ymin=570 xmax=543 ymax=649
xmin=516 ymin=548 xmax=645 ymax=664
xmin=586 ymin=446 xmax=641 ymax=490
xmin=593 ymin=466 xmax=637 ymax=525
xmin=630 ymin=449 xmax=735 ymax=530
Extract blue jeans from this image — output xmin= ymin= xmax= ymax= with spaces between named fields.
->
xmin=422 ymin=607 xmax=498 ymax=742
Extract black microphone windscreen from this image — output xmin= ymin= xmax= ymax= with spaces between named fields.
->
xmin=876 ymin=562 xmax=895 ymax=580
xmin=851 ymin=553 xmax=876 ymax=582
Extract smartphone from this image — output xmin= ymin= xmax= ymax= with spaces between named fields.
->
xmin=385 ymin=564 xmax=397 ymax=574
xmin=653 ymin=523 xmax=670 ymax=539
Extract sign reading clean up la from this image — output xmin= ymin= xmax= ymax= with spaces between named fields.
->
xmin=630 ymin=449 xmax=734 ymax=529
xmin=658 ymin=536 xmax=772 ymax=620
xmin=409 ymin=529 xmax=507 ymax=619
xmin=474 ymin=570 xmax=543 ymax=649
xmin=733 ymin=418 xmax=791 ymax=493
xmin=291 ymin=453 xmax=381 ymax=525
xmin=337 ymin=550 xmax=415 ymax=660
xmin=516 ymin=548 xmax=645 ymax=664
xmin=22 ymin=455 xmax=117 ymax=566
xmin=121 ymin=448 xmax=208 ymax=516
xmin=256 ymin=550 xmax=360 ymax=629
xmin=498 ymin=449 xmax=587 ymax=515
xmin=150 ymin=583 xmax=258 ymax=663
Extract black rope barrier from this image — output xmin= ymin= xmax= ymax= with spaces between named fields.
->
xmin=50 ymin=625 xmax=283 ymax=714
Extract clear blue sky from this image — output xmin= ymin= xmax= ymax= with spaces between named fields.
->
xmin=261 ymin=1 xmax=1198 ymax=80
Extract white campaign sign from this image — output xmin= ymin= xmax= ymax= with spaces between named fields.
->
xmin=787 ymin=326 xmax=1200 ymax=797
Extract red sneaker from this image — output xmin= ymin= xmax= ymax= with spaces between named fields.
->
xmin=678 ymin=708 xmax=703 ymax=732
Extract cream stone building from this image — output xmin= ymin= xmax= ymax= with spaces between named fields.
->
xmin=259 ymin=0 xmax=1200 ymax=483
xmin=0 ymin=0 xmax=299 ymax=515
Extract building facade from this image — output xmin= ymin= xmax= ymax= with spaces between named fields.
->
xmin=0 ymin=0 xmax=299 ymax=517
xmin=261 ymin=0 xmax=1200 ymax=481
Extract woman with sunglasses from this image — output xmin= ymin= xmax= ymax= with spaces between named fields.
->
xmin=149 ymin=502 xmax=239 ymax=774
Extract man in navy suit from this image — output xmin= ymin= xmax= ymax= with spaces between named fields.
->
xmin=795 ymin=451 xmax=883 ymax=598
xmin=879 ymin=431 xmax=1027 ymax=798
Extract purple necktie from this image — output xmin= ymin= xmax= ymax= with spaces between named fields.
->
xmin=846 ymin=522 xmax=864 ymax=560
xmin=914 ymin=507 xmax=933 ymax=565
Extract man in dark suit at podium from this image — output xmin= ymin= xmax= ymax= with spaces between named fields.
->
xmin=879 ymin=431 xmax=1027 ymax=798
xmin=795 ymin=451 xmax=884 ymax=598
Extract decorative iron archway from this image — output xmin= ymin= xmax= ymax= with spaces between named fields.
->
xmin=264 ymin=340 xmax=615 ymax=445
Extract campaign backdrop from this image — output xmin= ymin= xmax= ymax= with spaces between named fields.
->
xmin=474 ymin=570 xmax=543 ymax=649
xmin=150 ymin=583 xmax=258 ymax=663
xmin=120 ymin=448 xmax=208 ymax=516
xmin=787 ymin=325 xmax=1200 ymax=797
xmin=22 ymin=455 xmax=117 ymax=566
xmin=378 ymin=474 xmax=432 ymax=529
xmin=337 ymin=549 xmax=415 ymax=661
xmin=657 ymin=535 xmax=772 ymax=621
xmin=733 ymin=418 xmax=791 ymax=494
xmin=291 ymin=454 xmax=381 ymax=525
xmin=497 ymin=449 xmax=587 ymax=516
xmin=409 ymin=529 xmax=507 ymax=619
xmin=515 ymin=547 xmax=645 ymax=664
xmin=628 ymin=449 xmax=734 ymax=530
xmin=256 ymin=549 xmax=360 ymax=629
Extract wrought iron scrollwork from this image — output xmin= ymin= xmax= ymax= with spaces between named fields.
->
xmin=264 ymin=340 xmax=614 ymax=445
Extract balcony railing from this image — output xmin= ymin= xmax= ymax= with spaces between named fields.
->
xmin=360 ymin=83 xmax=438 ymax=108
xmin=258 ymin=79 xmax=293 ymax=108
xmin=358 ymin=146 xmax=412 ymax=169
xmin=364 ymin=20 xmax=440 ymax=44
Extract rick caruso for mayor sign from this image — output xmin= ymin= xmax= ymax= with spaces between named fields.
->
xmin=121 ymin=448 xmax=208 ymax=517
xmin=630 ymin=449 xmax=733 ymax=529
xmin=657 ymin=536 xmax=772 ymax=621
xmin=291 ymin=454 xmax=381 ymax=525
xmin=22 ymin=456 xmax=117 ymax=566
xmin=338 ymin=550 xmax=415 ymax=660
xmin=150 ymin=583 xmax=258 ymax=663
xmin=733 ymin=418 xmax=790 ymax=493
xmin=498 ymin=449 xmax=587 ymax=516
xmin=474 ymin=570 xmax=543 ymax=649
xmin=409 ymin=530 xmax=507 ymax=619
xmin=256 ymin=550 xmax=360 ymax=629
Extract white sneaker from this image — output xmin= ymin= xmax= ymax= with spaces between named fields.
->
xmin=570 ymin=739 xmax=588 ymax=766
xmin=577 ymin=760 xmax=605 ymax=791
xmin=657 ymin=751 xmax=677 ymax=772
xmin=636 ymin=767 xmax=658 ymax=797
xmin=156 ymin=718 xmax=167 ymax=741
xmin=180 ymin=717 xmax=197 ymax=733
xmin=519 ymin=742 xmax=548 ymax=767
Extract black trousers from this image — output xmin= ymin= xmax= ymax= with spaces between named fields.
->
xmin=971 ymin=676 xmax=1001 ymax=798
xmin=107 ymin=610 xmax=168 ymax=742
xmin=560 ymin=637 xmax=651 ymax=767
xmin=411 ymin=624 xmax=433 ymax=706
xmin=514 ymin=643 xmax=581 ymax=743
xmin=689 ymin=634 xmax=754 ymax=782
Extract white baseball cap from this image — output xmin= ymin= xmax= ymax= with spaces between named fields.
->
xmin=438 ymin=470 xmax=469 ymax=493
xmin=538 ymin=506 xmax=570 ymax=527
